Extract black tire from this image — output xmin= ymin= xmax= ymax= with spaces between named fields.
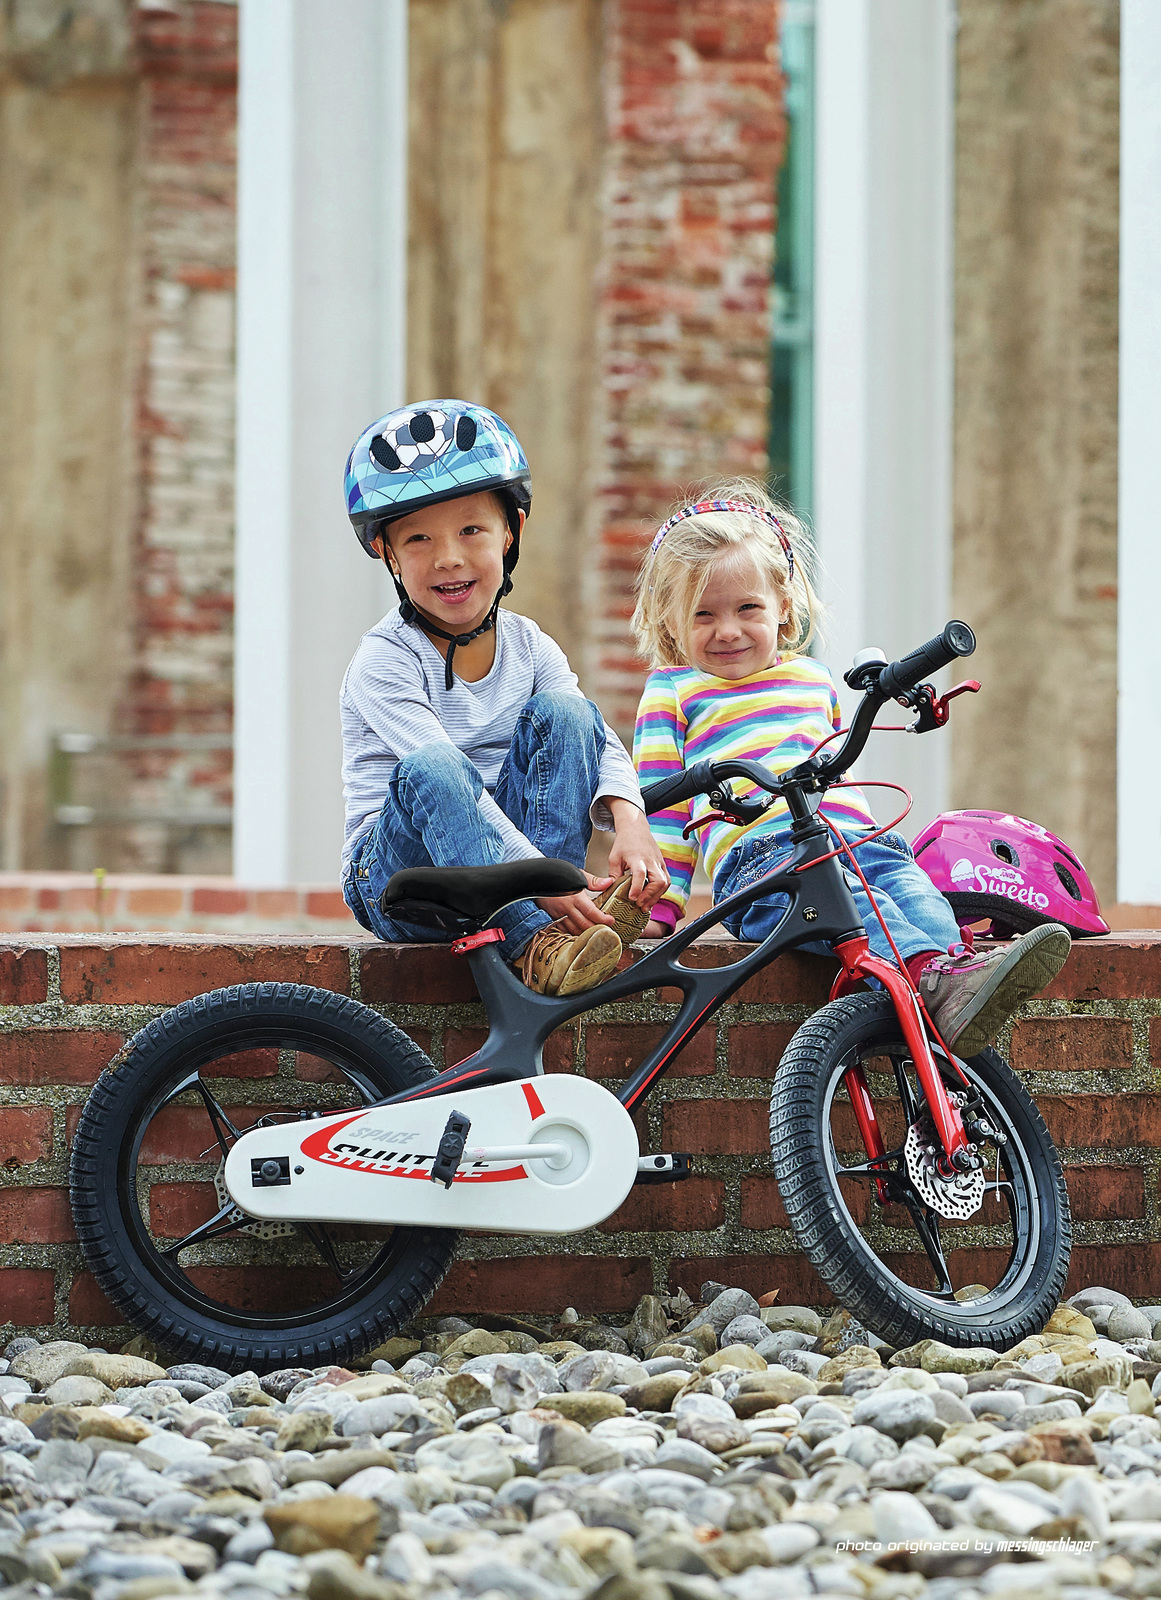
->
xmin=70 ymin=983 xmax=458 ymax=1372
xmin=769 ymin=991 xmax=1070 ymax=1349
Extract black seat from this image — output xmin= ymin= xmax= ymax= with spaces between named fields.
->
xmin=380 ymin=858 xmax=587 ymax=925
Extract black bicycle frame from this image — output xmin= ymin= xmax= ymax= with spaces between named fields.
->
xmin=375 ymin=792 xmax=865 ymax=1116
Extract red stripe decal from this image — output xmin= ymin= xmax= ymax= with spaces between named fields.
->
xmin=522 ymin=1082 xmax=545 ymax=1120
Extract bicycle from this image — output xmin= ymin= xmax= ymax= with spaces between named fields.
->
xmin=70 ymin=622 xmax=1070 ymax=1370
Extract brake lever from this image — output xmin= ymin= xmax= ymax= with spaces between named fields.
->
xmin=911 ymin=679 xmax=980 ymax=733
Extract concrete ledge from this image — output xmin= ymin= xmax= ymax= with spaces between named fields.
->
xmin=1 ymin=931 xmax=1159 ymax=1339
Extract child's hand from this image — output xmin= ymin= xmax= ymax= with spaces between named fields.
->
xmin=536 ymin=871 xmax=619 ymax=936
xmin=605 ymin=799 xmax=670 ymax=911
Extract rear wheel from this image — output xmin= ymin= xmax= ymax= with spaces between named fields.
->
xmin=769 ymin=991 xmax=1070 ymax=1349
xmin=70 ymin=983 xmax=458 ymax=1372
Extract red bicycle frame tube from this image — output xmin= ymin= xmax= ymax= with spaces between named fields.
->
xmin=829 ymin=935 xmax=971 ymax=1170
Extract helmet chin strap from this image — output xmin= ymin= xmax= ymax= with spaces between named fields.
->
xmin=392 ymin=572 xmax=513 ymax=691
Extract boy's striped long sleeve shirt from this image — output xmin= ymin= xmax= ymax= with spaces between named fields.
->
xmin=633 ymin=656 xmax=878 ymax=924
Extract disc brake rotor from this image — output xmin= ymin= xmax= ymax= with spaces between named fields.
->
xmin=213 ymin=1161 xmax=297 ymax=1241
xmin=903 ymin=1095 xmax=985 ymax=1221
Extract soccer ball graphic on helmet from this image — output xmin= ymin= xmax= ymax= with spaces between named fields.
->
xmin=369 ymin=408 xmax=457 ymax=473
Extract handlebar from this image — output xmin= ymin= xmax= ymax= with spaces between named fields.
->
xmin=876 ymin=621 xmax=976 ymax=700
xmin=639 ymin=620 xmax=976 ymax=817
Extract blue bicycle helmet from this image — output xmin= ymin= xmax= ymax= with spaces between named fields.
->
xmin=345 ymin=400 xmax=532 ymax=687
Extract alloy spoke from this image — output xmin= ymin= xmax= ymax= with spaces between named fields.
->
xmin=298 ymin=1221 xmax=356 ymax=1283
xmin=891 ymin=1056 xmax=921 ymax=1127
xmin=195 ymin=1079 xmax=243 ymax=1161
xmin=837 ymin=1147 xmax=906 ymax=1178
xmin=902 ymin=1193 xmax=955 ymax=1296
xmin=159 ymin=1199 xmax=248 ymax=1257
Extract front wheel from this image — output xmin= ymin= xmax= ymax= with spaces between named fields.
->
xmin=770 ymin=992 xmax=1071 ymax=1349
xmin=70 ymin=983 xmax=458 ymax=1372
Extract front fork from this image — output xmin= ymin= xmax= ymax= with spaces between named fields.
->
xmin=829 ymin=934 xmax=974 ymax=1199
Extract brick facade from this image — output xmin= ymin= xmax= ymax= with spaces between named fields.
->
xmin=114 ymin=3 xmax=238 ymax=872
xmin=1 ymin=930 xmax=1159 ymax=1339
xmin=591 ymin=0 xmax=785 ymax=735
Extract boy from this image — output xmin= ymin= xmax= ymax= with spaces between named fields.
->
xmin=341 ymin=400 xmax=668 ymax=995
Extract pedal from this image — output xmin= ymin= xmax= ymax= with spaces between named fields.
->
xmin=634 ymin=1153 xmax=693 ymax=1186
xmin=430 ymin=1110 xmax=472 ymax=1189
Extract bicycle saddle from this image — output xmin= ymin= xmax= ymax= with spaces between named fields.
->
xmin=380 ymin=858 xmax=588 ymax=925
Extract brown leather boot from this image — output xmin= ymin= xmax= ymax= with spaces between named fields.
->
xmin=520 ymin=923 xmax=622 ymax=996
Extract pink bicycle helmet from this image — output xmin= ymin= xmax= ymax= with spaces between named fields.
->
xmin=912 ymin=809 xmax=1108 ymax=939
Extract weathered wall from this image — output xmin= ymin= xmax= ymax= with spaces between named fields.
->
xmin=0 ymin=7 xmax=137 ymax=873
xmin=590 ymin=1 xmax=784 ymax=737
xmin=408 ymin=0 xmax=605 ymax=664
xmin=0 ymin=932 xmax=1159 ymax=1337
xmin=952 ymin=0 xmax=1120 ymax=903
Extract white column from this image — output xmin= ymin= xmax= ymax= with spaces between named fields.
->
xmin=234 ymin=0 xmax=405 ymax=884
xmin=812 ymin=0 xmax=955 ymax=833
xmin=1118 ymin=0 xmax=1161 ymax=906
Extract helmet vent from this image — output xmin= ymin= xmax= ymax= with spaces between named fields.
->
xmin=990 ymin=838 xmax=1020 ymax=868
xmin=408 ymin=411 xmax=436 ymax=444
xmin=369 ymin=435 xmax=401 ymax=471
xmin=455 ymin=415 xmax=478 ymax=451
xmin=1055 ymin=843 xmax=1081 ymax=868
xmin=1054 ymin=861 xmax=1083 ymax=901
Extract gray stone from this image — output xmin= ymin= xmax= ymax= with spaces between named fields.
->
xmin=868 ymin=1452 xmax=939 ymax=1491
xmin=832 ymin=1425 xmax=899 ymax=1468
xmin=719 ymin=1316 xmax=769 ymax=1348
xmin=1108 ymin=1305 xmax=1154 ymax=1343
xmin=641 ymin=1357 xmax=695 ymax=1377
xmin=32 ymin=1437 xmax=93 ymax=1486
xmin=686 ymin=1289 xmax=760 ymax=1336
xmin=43 ymin=1375 xmax=113 ymax=1408
xmin=871 ymin=1489 xmax=942 ymax=1545
xmin=339 ymin=1393 xmax=428 ymax=1436
xmin=225 ymin=1520 xmax=277 ymax=1564
xmin=8 ymin=1340 xmax=89 ymax=1389
xmin=676 ymin=1414 xmax=749 ymax=1454
xmin=628 ymin=1296 xmax=671 ymax=1354
xmin=965 ymin=1484 xmax=1052 ymax=1537
xmin=965 ymin=1389 xmax=1025 ymax=1419
xmin=850 ymin=1388 xmax=937 ymax=1441
xmin=167 ymin=1361 xmax=233 ymax=1389
xmin=652 ymin=1438 xmax=722 ymax=1481
xmin=753 ymin=1331 xmax=814 ymax=1362
xmin=928 ymin=1465 xmax=989 ymax=1500
xmin=842 ymin=1367 xmax=889 ymax=1397
xmin=778 ymin=1350 xmax=830 ymax=1379
xmin=490 ymin=1361 xmax=540 ymax=1413
xmin=78 ymin=1548 xmax=186 ymax=1585
xmin=558 ymin=1351 xmax=648 ymax=1392
xmin=1069 ymin=1286 xmax=1133 ymax=1312
xmin=931 ymin=1389 xmax=974 ymax=1426
xmin=673 ymin=1392 xmax=736 ymax=1424
xmin=757 ymin=1306 xmax=822 ymax=1337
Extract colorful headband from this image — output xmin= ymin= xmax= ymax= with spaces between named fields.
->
xmin=649 ymin=499 xmax=794 ymax=582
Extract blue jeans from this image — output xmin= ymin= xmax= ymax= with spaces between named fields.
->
xmin=716 ymin=826 xmax=961 ymax=963
xmin=343 ymin=692 xmax=606 ymax=956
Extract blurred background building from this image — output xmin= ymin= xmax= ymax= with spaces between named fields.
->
xmin=1 ymin=0 xmax=1155 ymax=924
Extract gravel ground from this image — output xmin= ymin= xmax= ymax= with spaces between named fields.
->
xmin=5 ymin=1283 xmax=1161 ymax=1600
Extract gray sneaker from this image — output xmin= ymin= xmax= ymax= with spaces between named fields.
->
xmin=918 ymin=923 xmax=1072 ymax=1058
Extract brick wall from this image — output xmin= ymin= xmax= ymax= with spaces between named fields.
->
xmin=591 ymin=0 xmax=785 ymax=736
xmin=114 ymin=2 xmax=238 ymax=873
xmin=1 ymin=932 xmax=1159 ymax=1340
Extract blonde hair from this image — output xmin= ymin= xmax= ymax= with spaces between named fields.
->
xmin=631 ymin=478 xmax=822 ymax=670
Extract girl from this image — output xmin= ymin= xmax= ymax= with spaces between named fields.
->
xmin=630 ymin=481 xmax=1071 ymax=1060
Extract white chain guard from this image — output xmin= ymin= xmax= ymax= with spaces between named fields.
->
xmin=222 ymin=1075 xmax=639 ymax=1235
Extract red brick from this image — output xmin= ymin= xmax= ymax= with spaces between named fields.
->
xmin=360 ymin=944 xmax=477 ymax=1005
xmin=1044 ymin=937 xmax=1161 ymax=1001
xmin=69 ymin=1272 xmax=124 ymax=1326
xmin=0 ymin=1187 xmax=73 ymax=1244
xmin=191 ymin=887 xmax=249 ymax=914
xmin=305 ymin=892 xmax=354 ymax=921
xmin=740 ymin=1175 xmax=790 ymax=1229
xmin=1065 ymin=1242 xmax=1161 ymax=1299
xmin=1040 ymin=1093 xmax=1161 ymax=1148
xmin=0 ymin=1107 xmax=52 ymax=1165
xmin=59 ymin=941 xmax=352 ymax=1003
xmin=662 ymin=1098 xmax=769 ymax=1154
xmin=0 ymin=1031 xmax=124 ymax=1086
xmin=669 ymin=1254 xmax=831 ymax=1306
xmin=205 ymin=1048 xmax=279 ymax=1079
xmin=445 ymin=1027 xmax=573 ymax=1073
xmin=126 ymin=888 xmax=184 ymax=918
xmin=727 ymin=1022 xmax=799 ymax=1077
xmin=586 ymin=1023 xmax=715 ymax=1079
xmin=1010 ymin=1016 xmax=1133 ymax=1072
xmin=0 ymin=946 xmax=48 ymax=1004
xmin=0 ymin=1269 xmax=55 ymax=1324
xmin=254 ymin=891 xmax=298 ymax=918
xmin=1064 ymin=1165 xmax=1145 ymax=1220
xmin=133 ymin=1105 xmax=275 ymax=1163
xmin=600 ymin=1177 xmax=725 ymax=1232
xmin=428 ymin=1254 xmax=654 ymax=1315
xmin=149 ymin=1181 xmax=217 ymax=1237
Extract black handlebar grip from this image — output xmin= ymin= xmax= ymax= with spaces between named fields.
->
xmin=877 ymin=620 xmax=976 ymax=701
xmin=640 ymin=759 xmax=717 ymax=815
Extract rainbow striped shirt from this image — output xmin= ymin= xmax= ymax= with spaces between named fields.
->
xmin=633 ymin=656 xmax=878 ymax=921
